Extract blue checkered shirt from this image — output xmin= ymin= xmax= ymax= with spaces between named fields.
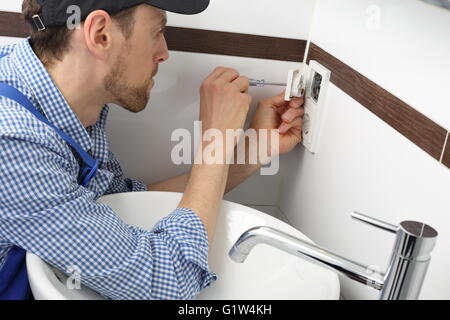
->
xmin=0 ymin=39 xmax=216 ymax=300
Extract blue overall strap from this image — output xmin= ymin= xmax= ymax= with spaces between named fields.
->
xmin=0 ymin=53 xmax=98 ymax=300
xmin=0 ymin=82 xmax=99 ymax=186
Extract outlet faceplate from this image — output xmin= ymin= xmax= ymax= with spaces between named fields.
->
xmin=301 ymin=60 xmax=331 ymax=153
xmin=284 ymin=64 xmax=307 ymax=101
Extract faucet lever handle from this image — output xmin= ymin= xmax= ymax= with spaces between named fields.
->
xmin=351 ymin=211 xmax=398 ymax=234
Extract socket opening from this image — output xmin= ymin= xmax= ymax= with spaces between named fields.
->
xmin=311 ymin=72 xmax=323 ymax=103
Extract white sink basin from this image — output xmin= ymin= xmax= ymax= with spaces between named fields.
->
xmin=27 ymin=191 xmax=340 ymax=300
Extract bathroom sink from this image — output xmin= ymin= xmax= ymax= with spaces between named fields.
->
xmin=26 ymin=191 xmax=340 ymax=300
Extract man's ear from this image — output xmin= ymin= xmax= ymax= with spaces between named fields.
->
xmin=83 ymin=10 xmax=115 ymax=60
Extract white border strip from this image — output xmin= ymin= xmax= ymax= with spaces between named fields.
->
xmin=440 ymin=131 xmax=449 ymax=163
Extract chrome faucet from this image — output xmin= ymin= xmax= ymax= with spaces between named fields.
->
xmin=229 ymin=211 xmax=438 ymax=300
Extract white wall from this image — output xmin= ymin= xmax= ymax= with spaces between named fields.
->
xmin=307 ymin=0 xmax=450 ymax=129
xmin=278 ymin=0 xmax=450 ymax=299
xmin=167 ymin=0 xmax=315 ymax=40
xmin=0 ymin=36 xmax=22 ymax=46
xmin=0 ymin=1 xmax=21 ymax=12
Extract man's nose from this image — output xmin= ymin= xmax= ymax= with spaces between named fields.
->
xmin=157 ymin=36 xmax=170 ymax=63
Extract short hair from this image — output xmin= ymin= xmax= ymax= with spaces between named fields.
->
xmin=22 ymin=0 xmax=137 ymax=67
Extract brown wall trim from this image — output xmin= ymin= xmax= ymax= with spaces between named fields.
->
xmin=165 ymin=27 xmax=306 ymax=62
xmin=307 ymin=43 xmax=448 ymax=165
xmin=0 ymin=11 xmax=29 ymax=38
xmin=0 ymin=11 xmax=306 ymax=62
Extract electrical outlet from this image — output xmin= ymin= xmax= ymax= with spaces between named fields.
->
xmin=301 ymin=60 xmax=331 ymax=153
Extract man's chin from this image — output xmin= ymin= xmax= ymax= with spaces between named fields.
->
xmin=122 ymin=91 xmax=151 ymax=113
xmin=126 ymin=101 xmax=149 ymax=113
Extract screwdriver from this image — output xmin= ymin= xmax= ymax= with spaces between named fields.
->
xmin=249 ymin=79 xmax=286 ymax=87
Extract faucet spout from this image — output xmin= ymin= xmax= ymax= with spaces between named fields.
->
xmin=229 ymin=226 xmax=384 ymax=290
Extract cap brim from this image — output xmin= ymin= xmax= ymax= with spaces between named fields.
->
xmin=144 ymin=0 xmax=210 ymax=15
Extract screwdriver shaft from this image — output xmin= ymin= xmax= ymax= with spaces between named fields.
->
xmin=249 ymin=79 xmax=286 ymax=87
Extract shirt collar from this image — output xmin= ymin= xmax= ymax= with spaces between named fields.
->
xmin=10 ymin=39 xmax=100 ymax=153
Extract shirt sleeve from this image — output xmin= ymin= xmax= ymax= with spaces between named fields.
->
xmin=104 ymin=149 xmax=148 ymax=194
xmin=0 ymin=132 xmax=217 ymax=300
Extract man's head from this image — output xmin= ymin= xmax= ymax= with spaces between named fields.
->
xmin=21 ymin=1 xmax=206 ymax=114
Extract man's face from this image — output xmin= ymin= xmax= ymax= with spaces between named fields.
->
xmin=104 ymin=5 xmax=169 ymax=113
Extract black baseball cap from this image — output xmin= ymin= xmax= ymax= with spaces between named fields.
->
xmin=30 ymin=0 xmax=210 ymax=31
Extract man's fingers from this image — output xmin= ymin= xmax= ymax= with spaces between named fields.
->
xmin=206 ymin=67 xmax=241 ymax=85
xmin=232 ymin=76 xmax=250 ymax=93
xmin=208 ymin=66 xmax=229 ymax=81
xmin=216 ymin=68 xmax=240 ymax=85
xmin=276 ymin=95 xmax=304 ymax=119
xmin=279 ymin=117 xmax=302 ymax=134
xmin=288 ymin=97 xmax=304 ymax=109
xmin=281 ymin=107 xmax=304 ymax=123
xmin=290 ymin=128 xmax=302 ymax=141
xmin=205 ymin=67 xmax=250 ymax=93
xmin=275 ymin=105 xmax=287 ymax=115
xmin=266 ymin=91 xmax=304 ymax=109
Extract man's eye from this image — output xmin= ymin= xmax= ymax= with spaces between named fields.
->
xmin=159 ymin=27 xmax=166 ymax=34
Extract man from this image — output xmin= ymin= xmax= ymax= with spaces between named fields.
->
xmin=0 ymin=0 xmax=304 ymax=300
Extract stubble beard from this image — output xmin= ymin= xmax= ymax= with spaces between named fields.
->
xmin=103 ymin=55 xmax=151 ymax=113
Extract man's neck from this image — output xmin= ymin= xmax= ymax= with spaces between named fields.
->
xmin=45 ymin=57 xmax=107 ymax=128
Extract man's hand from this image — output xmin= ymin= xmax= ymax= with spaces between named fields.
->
xmin=200 ymin=67 xmax=252 ymax=134
xmin=250 ymin=90 xmax=304 ymax=158
xmin=149 ymin=85 xmax=304 ymax=201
